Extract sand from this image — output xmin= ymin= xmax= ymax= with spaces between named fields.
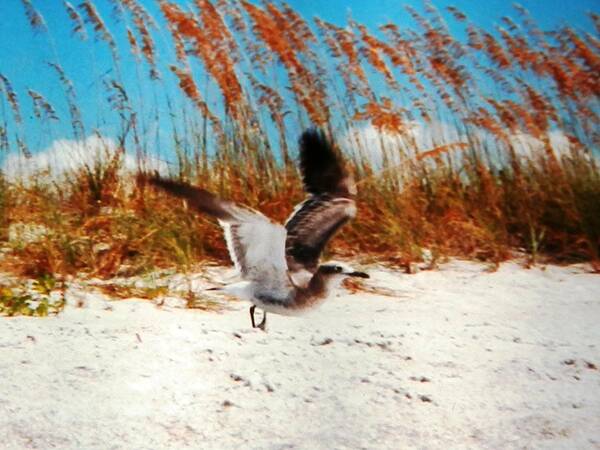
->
xmin=1 ymin=260 xmax=599 ymax=449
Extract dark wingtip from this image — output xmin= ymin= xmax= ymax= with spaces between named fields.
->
xmin=298 ymin=128 xmax=354 ymax=197
xmin=140 ymin=174 xmax=232 ymax=220
xmin=299 ymin=128 xmax=329 ymax=150
xmin=136 ymin=171 xmax=166 ymax=188
xmin=141 ymin=174 xmax=188 ymax=197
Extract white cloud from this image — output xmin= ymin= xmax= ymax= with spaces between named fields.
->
xmin=340 ymin=121 xmax=466 ymax=169
xmin=340 ymin=122 xmax=587 ymax=171
xmin=2 ymin=135 xmax=169 ymax=183
xmin=507 ymin=130 xmax=574 ymax=160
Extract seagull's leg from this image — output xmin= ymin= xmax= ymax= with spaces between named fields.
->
xmin=257 ymin=311 xmax=267 ymax=331
xmin=250 ymin=305 xmax=257 ymax=328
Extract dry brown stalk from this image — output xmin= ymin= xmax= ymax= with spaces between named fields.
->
xmin=170 ymin=65 xmax=223 ymax=138
xmin=27 ymin=89 xmax=59 ymax=122
xmin=118 ymin=0 xmax=156 ymax=27
xmin=133 ymin=14 xmax=160 ymax=79
xmin=126 ymin=27 xmax=140 ymax=60
xmin=79 ymin=0 xmax=118 ymax=55
xmin=247 ymin=74 xmax=289 ymax=164
xmin=0 ymin=74 xmax=22 ymax=124
xmin=446 ymin=6 xmax=467 ymax=22
xmin=0 ymin=126 xmax=8 ymax=152
xmin=466 ymin=25 xmax=484 ymax=50
xmin=379 ymin=23 xmax=427 ymax=92
xmin=317 ymin=19 xmax=371 ymax=95
xmin=354 ymin=98 xmax=405 ymax=134
xmin=482 ymin=30 xmax=512 ymax=69
xmin=264 ymin=3 xmax=309 ymax=55
xmin=47 ymin=62 xmax=85 ymax=140
xmin=416 ymin=142 xmax=468 ymax=161
xmin=355 ymin=24 xmax=398 ymax=90
xmin=162 ymin=2 xmax=244 ymax=117
xmin=0 ymin=73 xmax=30 ymax=157
xmin=196 ymin=0 xmax=239 ymax=60
xmin=282 ymin=2 xmax=317 ymax=47
xmin=243 ymin=1 xmax=329 ymax=124
xmin=63 ymin=1 xmax=88 ymax=40
xmin=20 ymin=0 xmax=47 ymax=33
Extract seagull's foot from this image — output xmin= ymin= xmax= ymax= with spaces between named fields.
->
xmin=257 ymin=311 xmax=267 ymax=331
xmin=249 ymin=305 xmax=267 ymax=332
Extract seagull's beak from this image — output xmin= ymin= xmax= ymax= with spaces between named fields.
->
xmin=348 ymin=271 xmax=369 ymax=279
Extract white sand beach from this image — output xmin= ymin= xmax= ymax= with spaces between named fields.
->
xmin=1 ymin=260 xmax=599 ymax=449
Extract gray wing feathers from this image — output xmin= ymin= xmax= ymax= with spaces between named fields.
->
xmin=143 ymin=175 xmax=290 ymax=290
xmin=141 ymin=124 xmax=359 ymax=288
xmin=285 ymin=129 xmax=358 ymax=273
xmin=220 ymin=216 xmax=288 ymax=285
xmin=285 ymin=196 xmax=356 ymax=272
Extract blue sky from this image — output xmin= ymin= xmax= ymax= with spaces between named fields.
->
xmin=288 ymin=0 xmax=597 ymax=32
xmin=0 ymin=0 xmax=598 ymax=162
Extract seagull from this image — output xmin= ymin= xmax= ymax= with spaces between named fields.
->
xmin=142 ymin=129 xmax=368 ymax=330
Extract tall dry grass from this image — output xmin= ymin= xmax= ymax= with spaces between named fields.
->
xmin=0 ymin=0 xmax=598 ymax=278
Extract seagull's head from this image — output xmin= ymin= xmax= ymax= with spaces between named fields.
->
xmin=317 ymin=262 xmax=369 ymax=280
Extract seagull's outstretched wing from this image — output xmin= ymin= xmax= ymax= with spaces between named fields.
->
xmin=285 ymin=129 xmax=357 ymax=274
xmin=142 ymin=176 xmax=290 ymax=291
